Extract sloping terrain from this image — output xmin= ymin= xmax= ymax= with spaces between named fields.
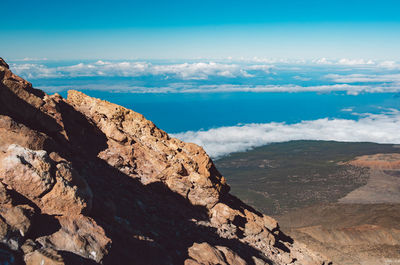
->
xmin=0 ymin=57 xmax=327 ymax=265
xmin=216 ymin=141 xmax=398 ymax=215
xmin=278 ymin=204 xmax=400 ymax=265
xmin=216 ymin=141 xmax=400 ymax=265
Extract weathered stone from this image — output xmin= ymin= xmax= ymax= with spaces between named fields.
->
xmin=0 ymin=182 xmax=11 ymax=205
xmin=187 ymin=242 xmax=227 ymax=265
xmin=21 ymin=239 xmax=37 ymax=254
xmin=263 ymin=215 xmax=278 ymax=231
xmin=0 ymin=144 xmax=54 ymax=200
xmin=0 ymin=59 xmax=329 ymax=265
xmin=24 ymin=248 xmax=65 ymax=265
xmin=244 ymin=220 xmax=263 ymax=236
xmin=252 ymin=256 xmax=269 ymax=265
xmin=0 ymin=145 xmax=91 ymax=216
xmin=184 ymin=259 xmax=202 ymax=265
xmin=38 ymin=215 xmax=110 ymax=263
xmin=67 ymin=90 xmax=229 ymax=209
xmin=40 ymin=162 xmax=93 ymax=216
xmin=0 ymin=115 xmax=51 ymax=152
xmin=0 ymin=204 xmax=34 ymax=237
xmin=210 ymin=203 xmax=242 ymax=229
xmin=0 ymin=57 xmax=9 ymax=69
xmin=216 ymin=246 xmax=247 ymax=265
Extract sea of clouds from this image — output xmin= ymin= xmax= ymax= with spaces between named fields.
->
xmin=172 ymin=109 xmax=400 ymax=158
xmin=10 ymin=61 xmax=271 ymax=79
xmin=9 ymin=58 xmax=400 ymax=95
xmin=9 ymin=58 xmax=400 ymax=158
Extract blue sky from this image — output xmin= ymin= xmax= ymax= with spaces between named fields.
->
xmin=3 ymin=0 xmax=400 ymax=156
xmin=2 ymin=0 xmax=400 ymax=60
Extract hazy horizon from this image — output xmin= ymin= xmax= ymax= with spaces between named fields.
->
xmin=2 ymin=0 xmax=400 ymax=157
xmin=6 ymin=58 xmax=400 ymax=157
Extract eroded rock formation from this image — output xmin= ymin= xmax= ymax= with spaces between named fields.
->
xmin=0 ymin=57 xmax=328 ymax=264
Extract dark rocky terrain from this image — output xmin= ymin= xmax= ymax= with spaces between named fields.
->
xmin=216 ymin=141 xmax=399 ymax=215
xmin=0 ymin=57 xmax=328 ymax=265
xmin=216 ymin=141 xmax=400 ymax=265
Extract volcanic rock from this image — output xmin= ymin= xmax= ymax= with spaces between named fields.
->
xmin=0 ymin=57 xmax=327 ymax=264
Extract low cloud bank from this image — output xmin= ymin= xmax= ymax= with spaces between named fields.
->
xmin=12 ymin=60 xmax=400 ymax=95
xmin=326 ymin=73 xmax=400 ymax=83
xmin=10 ymin=61 xmax=273 ymax=80
xmin=37 ymin=83 xmax=400 ymax=95
xmin=171 ymin=110 xmax=400 ymax=158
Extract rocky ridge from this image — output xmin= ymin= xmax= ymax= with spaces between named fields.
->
xmin=0 ymin=57 xmax=327 ymax=264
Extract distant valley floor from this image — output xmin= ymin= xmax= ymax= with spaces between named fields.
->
xmin=215 ymin=141 xmax=400 ymax=265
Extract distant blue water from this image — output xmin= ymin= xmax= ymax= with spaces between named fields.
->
xmin=10 ymin=60 xmax=400 ymax=134
xmin=59 ymin=90 xmax=400 ymax=133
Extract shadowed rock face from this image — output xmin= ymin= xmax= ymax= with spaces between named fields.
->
xmin=0 ymin=58 xmax=328 ymax=265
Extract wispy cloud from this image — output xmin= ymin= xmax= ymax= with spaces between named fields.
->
xmin=10 ymin=61 xmax=274 ymax=80
xmin=11 ymin=59 xmax=400 ymax=80
xmin=311 ymin=58 xmax=400 ymax=68
xmin=326 ymin=73 xmax=400 ymax=83
xmin=293 ymin=76 xmax=311 ymax=81
xmin=378 ymin=60 xmax=400 ymax=69
xmin=337 ymin=58 xmax=375 ymax=66
xmin=341 ymin=107 xmax=354 ymax=112
xmin=12 ymin=59 xmax=400 ymax=95
xmin=38 ymin=82 xmax=400 ymax=95
xmin=172 ymin=109 xmax=400 ymax=158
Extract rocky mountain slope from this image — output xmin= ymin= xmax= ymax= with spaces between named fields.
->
xmin=0 ymin=58 xmax=328 ymax=265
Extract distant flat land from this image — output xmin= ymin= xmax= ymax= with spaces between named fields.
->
xmin=215 ymin=140 xmax=400 ymax=215
xmin=215 ymin=141 xmax=400 ymax=265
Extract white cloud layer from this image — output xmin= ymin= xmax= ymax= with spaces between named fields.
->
xmin=12 ymin=59 xmax=400 ymax=95
xmin=11 ymin=59 xmax=400 ymax=80
xmin=311 ymin=58 xmax=400 ymax=68
xmin=326 ymin=73 xmax=400 ymax=83
xmin=37 ymin=82 xmax=400 ymax=95
xmin=10 ymin=61 xmax=274 ymax=80
xmin=171 ymin=110 xmax=400 ymax=158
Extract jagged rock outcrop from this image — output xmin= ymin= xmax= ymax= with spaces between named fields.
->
xmin=0 ymin=57 xmax=328 ymax=264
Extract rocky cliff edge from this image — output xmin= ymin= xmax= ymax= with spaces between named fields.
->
xmin=0 ymin=57 xmax=328 ymax=265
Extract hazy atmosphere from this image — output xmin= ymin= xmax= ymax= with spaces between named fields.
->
xmin=3 ymin=0 xmax=400 ymax=158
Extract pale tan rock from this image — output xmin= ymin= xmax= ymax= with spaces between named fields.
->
xmin=40 ymin=162 xmax=93 ymax=216
xmin=244 ymin=220 xmax=263 ymax=236
xmin=184 ymin=259 xmax=202 ymax=265
xmin=40 ymin=176 xmax=90 ymax=216
xmin=252 ymin=256 xmax=269 ymax=265
xmin=24 ymin=248 xmax=65 ymax=265
xmin=187 ymin=242 xmax=227 ymax=265
xmin=210 ymin=203 xmax=240 ymax=225
xmin=0 ymin=115 xmax=50 ymax=151
xmin=0 ymin=144 xmax=54 ymax=199
xmin=67 ymin=90 xmax=229 ymax=209
xmin=21 ymin=239 xmax=37 ymax=254
xmin=263 ymin=215 xmax=278 ymax=231
xmin=38 ymin=215 xmax=111 ymax=263
xmin=0 ymin=204 xmax=34 ymax=237
xmin=216 ymin=246 xmax=247 ymax=265
xmin=0 ymin=144 xmax=91 ymax=216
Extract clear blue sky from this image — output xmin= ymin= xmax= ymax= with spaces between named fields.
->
xmin=2 ymin=0 xmax=400 ymax=60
